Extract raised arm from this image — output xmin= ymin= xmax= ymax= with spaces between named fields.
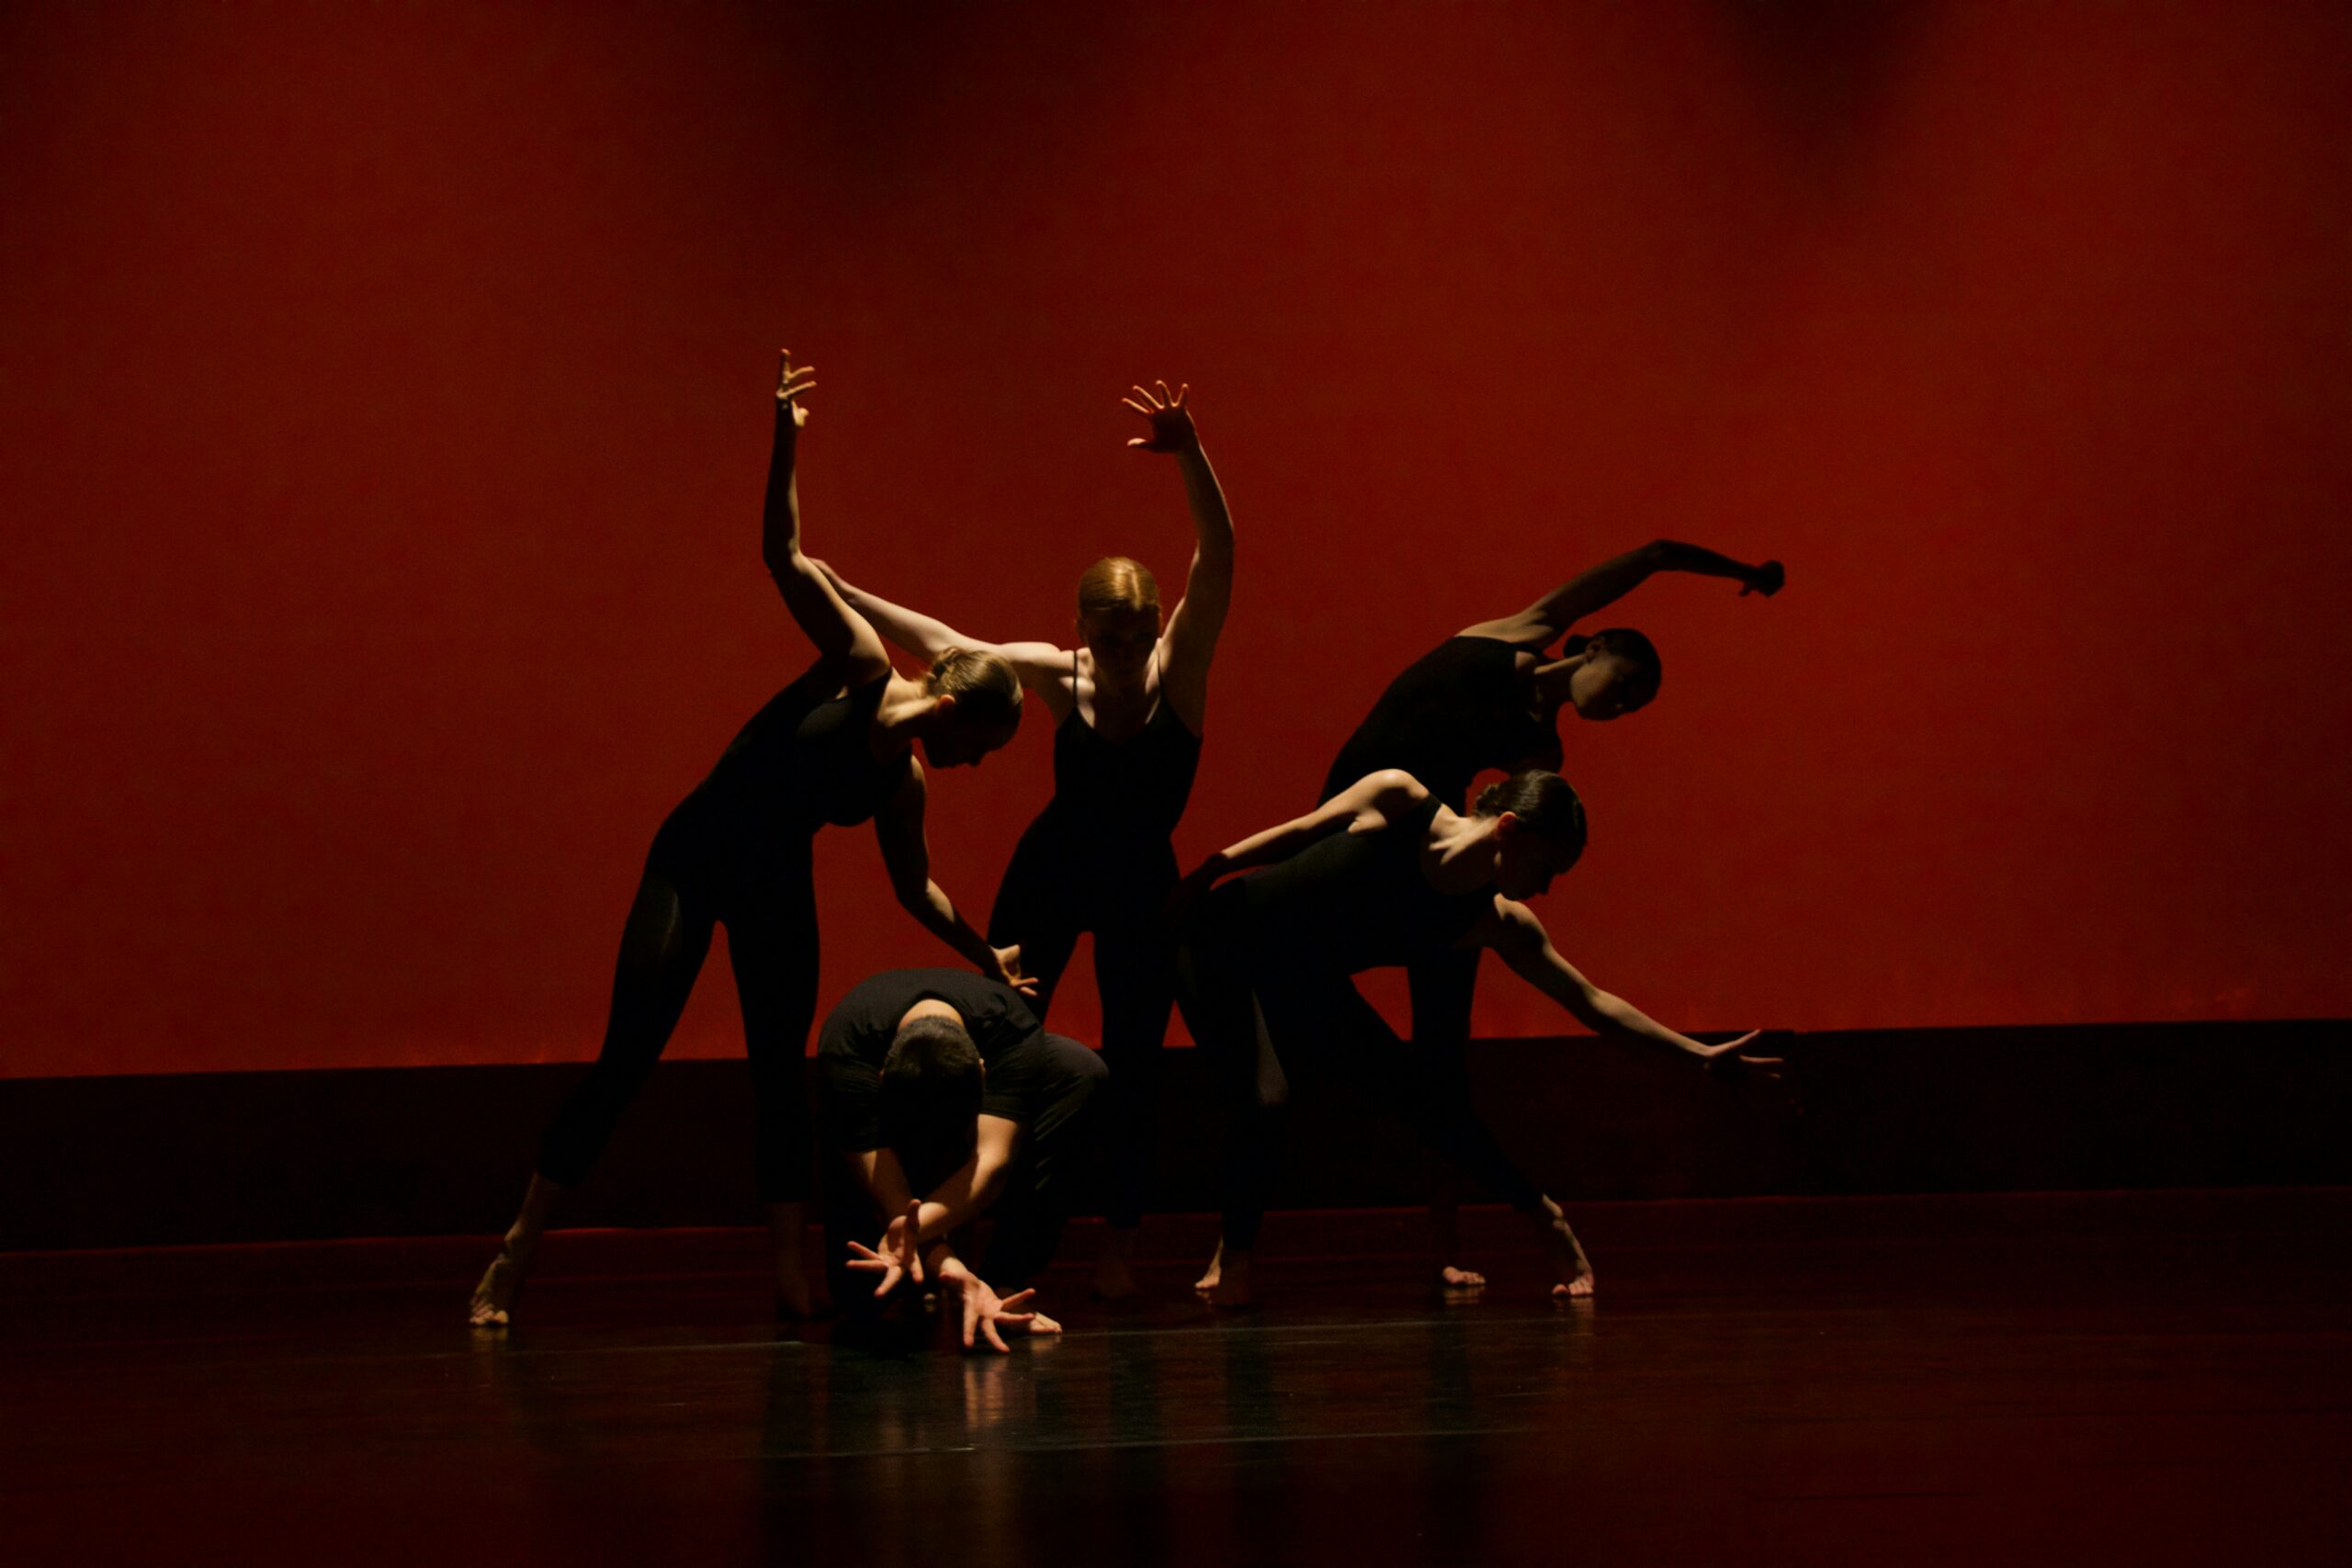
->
xmin=759 ymin=351 xmax=890 ymax=674
xmin=1125 ymin=381 xmax=1234 ymax=733
xmin=1477 ymin=899 xmax=1781 ymax=1080
xmin=1457 ymin=539 xmax=1785 ymax=650
xmin=871 ymin=764 xmax=1035 ymax=994
xmin=815 ymin=564 xmax=1075 ymax=717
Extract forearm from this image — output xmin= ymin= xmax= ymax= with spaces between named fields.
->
xmin=1498 ymin=920 xmax=1711 ymax=1059
xmin=1574 ymin=986 xmax=1712 ymax=1059
xmin=898 ymin=879 xmax=996 ymax=967
xmin=909 ymin=1160 xmax=1011 ymax=1247
xmin=835 ymin=577 xmax=965 ymax=662
xmin=1176 ymin=446 xmax=1235 ymax=563
xmin=1203 ymin=812 xmax=1338 ymax=878
xmin=1649 ymin=538 xmax=1763 ymax=583
xmin=760 ymin=403 xmax=805 ymax=574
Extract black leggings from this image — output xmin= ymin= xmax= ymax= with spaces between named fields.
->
xmin=988 ymin=824 xmax=1176 ymax=1230
xmin=822 ymin=1033 xmax=1107 ymax=1310
xmin=1176 ymin=929 xmax=1542 ymax=1252
xmin=537 ymin=812 xmax=819 ymax=1204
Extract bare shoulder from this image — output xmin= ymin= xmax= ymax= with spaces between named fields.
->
xmin=1452 ymin=613 xmax=1553 ymax=649
xmin=1478 ymin=896 xmax=1548 ymax=949
xmin=1353 ymin=767 xmax=1430 ymax=809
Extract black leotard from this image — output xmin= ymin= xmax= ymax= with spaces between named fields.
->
xmin=1320 ymin=636 xmax=1560 ymax=808
xmin=538 ymin=666 xmax=907 ymax=1205
xmin=1222 ymin=795 xmax=1490 ymax=976
xmin=661 ymin=664 xmax=903 ymax=874
xmin=1051 ymin=666 xmax=1203 ymax=840
xmin=1317 ymin=635 xmax=1562 ymax=1122
xmin=989 ymin=657 xmax=1203 ymax=1230
xmin=1178 ymin=795 xmax=1543 ymax=1249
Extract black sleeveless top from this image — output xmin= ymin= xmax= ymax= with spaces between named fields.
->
xmin=1321 ymin=637 xmax=1560 ymax=807
xmin=694 ymin=666 xmax=904 ymax=832
xmin=1230 ymin=796 xmax=1495 ymax=976
xmin=1043 ymin=656 xmax=1202 ymax=844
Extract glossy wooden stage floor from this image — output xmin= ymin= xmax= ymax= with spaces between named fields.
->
xmin=6 ymin=1190 xmax=2349 ymax=1566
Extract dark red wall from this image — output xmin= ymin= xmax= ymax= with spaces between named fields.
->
xmin=6 ymin=1 xmax=2348 ymax=1077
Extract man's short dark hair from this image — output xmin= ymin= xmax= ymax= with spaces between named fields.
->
xmin=878 ymin=1014 xmax=983 ymax=1183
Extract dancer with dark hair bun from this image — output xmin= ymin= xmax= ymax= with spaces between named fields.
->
xmin=1323 ymin=539 xmax=1783 ymax=1289
xmin=822 ymin=379 xmax=1234 ymax=1299
xmin=469 ymin=354 xmax=1033 ymax=1328
xmin=1173 ymin=766 xmax=1781 ymax=1307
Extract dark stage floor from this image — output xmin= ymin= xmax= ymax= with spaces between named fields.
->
xmin=6 ymin=1190 xmax=2350 ymax=1566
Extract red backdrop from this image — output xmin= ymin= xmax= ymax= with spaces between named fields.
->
xmin=6 ymin=1 xmax=2349 ymax=1077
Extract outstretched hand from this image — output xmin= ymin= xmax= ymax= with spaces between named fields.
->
xmin=1123 ymin=380 xmax=1198 ymax=453
xmin=844 ymin=1200 xmax=926 ymax=1298
xmin=1698 ymin=1031 xmax=1788 ymax=1101
xmin=776 ymin=349 xmax=817 ymax=428
xmin=937 ymin=1257 xmax=1059 ymax=1353
xmin=1739 ymin=559 xmax=1785 ymax=598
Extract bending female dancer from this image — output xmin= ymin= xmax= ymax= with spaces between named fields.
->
xmin=1175 ymin=766 xmax=1781 ymax=1306
xmin=469 ymin=354 xmax=1032 ymax=1327
xmin=823 ymin=380 xmax=1233 ymax=1300
xmin=1322 ymin=539 xmax=1783 ymax=1288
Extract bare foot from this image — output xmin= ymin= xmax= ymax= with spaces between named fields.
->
xmin=1543 ymin=1215 xmax=1596 ymax=1300
xmin=1195 ymin=1247 xmax=1252 ymax=1308
xmin=1192 ymin=1240 xmax=1225 ymax=1296
xmin=469 ymin=1244 xmax=526 ymax=1327
xmin=1438 ymin=1263 xmax=1487 ymax=1298
xmin=1528 ymin=1198 xmax=1597 ymax=1301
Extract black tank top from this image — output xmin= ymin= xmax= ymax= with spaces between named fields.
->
xmin=1321 ymin=637 xmax=1560 ymax=807
xmin=1233 ymin=796 xmax=1494 ymax=975
xmin=695 ymin=666 xmax=903 ymax=831
xmin=1046 ymin=656 xmax=1202 ymax=843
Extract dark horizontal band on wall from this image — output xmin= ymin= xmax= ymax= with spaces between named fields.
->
xmin=4 ymin=1020 xmax=2346 ymax=1251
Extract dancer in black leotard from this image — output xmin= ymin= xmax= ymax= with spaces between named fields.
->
xmin=1173 ymin=766 xmax=1781 ymax=1306
xmin=823 ymin=380 xmax=1233 ymax=1299
xmin=1322 ymin=539 xmax=1783 ymax=1288
xmin=469 ymin=354 xmax=1032 ymax=1327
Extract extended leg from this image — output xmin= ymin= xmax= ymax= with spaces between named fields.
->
xmin=1328 ymin=976 xmax=1593 ymax=1298
xmin=1090 ymin=904 xmax=1178 ymax=1298
xmin=1408 ymin=945 xmax=1487 ymax=1292
xmin=473 ymin=864 xmax=713 ymax=1325
xmin=1175 ymin=925 xmax=1290 ymax=1307
xmin=727 ymin=859 xmax=822 ymax=1317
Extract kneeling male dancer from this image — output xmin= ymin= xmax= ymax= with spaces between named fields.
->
xmin=818 ymin=967 xmax=1106 ymax=1349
